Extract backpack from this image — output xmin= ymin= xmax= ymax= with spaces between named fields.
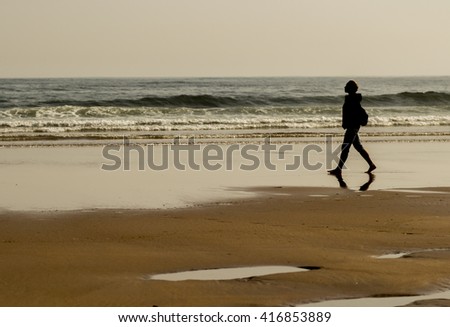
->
xmin=359 ymin=107 xmax=369 ymax=126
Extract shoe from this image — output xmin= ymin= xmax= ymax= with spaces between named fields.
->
xmin=328 ymin=168 xmax=342 ymax=176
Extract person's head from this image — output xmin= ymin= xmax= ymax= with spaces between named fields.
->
xmin=344 ymin=80 xmax=358 ymax=94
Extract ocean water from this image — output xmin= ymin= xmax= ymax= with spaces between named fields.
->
xmin=1 ymin=76 xmax=449 ymax=142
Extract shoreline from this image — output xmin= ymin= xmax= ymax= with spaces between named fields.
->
xmin=1 ymin=126 xmax=450 ymax=146
xmin=1 ymin=140 xmax=450 ymax=211
xmin=1 ymin=186 xmax=449 ymax=306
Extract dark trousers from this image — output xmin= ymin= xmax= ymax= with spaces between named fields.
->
xmin=338 ymin=128 xmax=374 ymax=169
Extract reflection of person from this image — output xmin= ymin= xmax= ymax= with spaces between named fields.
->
xmin=331 ymin=171 xmax=375 ymax=191
xmin=329 ymin=80 xmax=376 ymax=175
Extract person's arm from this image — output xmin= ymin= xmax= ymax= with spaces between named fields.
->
xmin=341 ymin=97 xmax=348 ymax=129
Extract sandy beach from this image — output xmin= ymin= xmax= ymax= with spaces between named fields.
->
xmin=0 ymin=140 xmax=449 ymax=306
xmin=0 ymin=186 xmax=449 ymax=306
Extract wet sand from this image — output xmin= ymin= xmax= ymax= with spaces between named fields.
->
xmin=1 ymin=186 xmax=449 ymax=306
xmin=0 ymin=141 xmax=450 ymax=211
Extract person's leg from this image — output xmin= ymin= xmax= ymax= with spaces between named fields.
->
xmin=329 ymin=129 xmax=356 ymax=175
xmin=352 ymin=133 xmax=376 ymax=172
xmin=338 ymin=128 xmax=357 ymax=169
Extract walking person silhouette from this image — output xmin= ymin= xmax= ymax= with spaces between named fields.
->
xmin=329 ymin=80 xmax=376 ymax=176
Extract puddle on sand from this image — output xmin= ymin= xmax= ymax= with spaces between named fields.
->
xmin=374 ymin=248 xmax=450 ymax=259
xmin=299 ymin=290 xmax=450 ymax=307
xmin=300 ymin=249 xmax=450 ymax=306
xmin=375 ymin=252 xmax=410 ymax=259
xmin=146 ymin=266 xmax=311 ymax=281
xmin=384 ymin=189 xmax=448 ymax=195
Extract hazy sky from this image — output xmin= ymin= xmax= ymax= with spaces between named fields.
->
xmin=1 ymin=0 xmax=450 ymax=78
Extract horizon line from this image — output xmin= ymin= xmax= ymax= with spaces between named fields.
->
xmin=1 ymin=74 xmax=450 ymax=79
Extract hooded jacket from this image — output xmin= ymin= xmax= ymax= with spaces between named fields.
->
xmin=342 ymin=93 xmax=363 ymax=129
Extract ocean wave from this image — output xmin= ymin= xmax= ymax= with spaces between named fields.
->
xmin=3 ymin=102 xmax=448 ymax=121
xmin=36 ymin=94 xmax=355 ymax=108
xmin=0 ymin=105 xmax=343 ymax=119
xmin=1 ymin=115 xmax=449 ymax=135
xmin=364 ymin=92 xmax=450 ymax=107
xmin=2 ymin=91 xmax=450 ymax=109
xmin=38 ymin=95 xmax=250 ymax=108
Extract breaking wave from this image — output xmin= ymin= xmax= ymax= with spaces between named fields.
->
xmin=2 ymin=92 xmax=450 ymax=109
